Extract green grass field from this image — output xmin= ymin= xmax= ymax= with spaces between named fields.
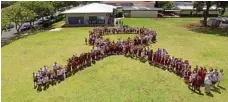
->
xmin=2 ymin=18 xmax=228 ymax=102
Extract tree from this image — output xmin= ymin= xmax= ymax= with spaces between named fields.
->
xmin=5 ymin=3 xmax=36 ymax=34
xmin=33 ymin=2 xmax=55 ymax=19
xmin=155 ymin=1 xmax=174 ymax=10
xmin=1 ymin=1 xmax=17 ymax=8
xmin=19 ymin=1 xmax=55 ymax=27
xmin=216 ymin=1 xmax=228 ymax=16
xmin=51 ymin=1 xmax=66 ymax=11
xmin=18 ymin=1 xmax=38 ymax=28
xmin=1 ymin=9 xmax=11 ymax=33
xmin=194 ymin=1 xmax=216 ymax=26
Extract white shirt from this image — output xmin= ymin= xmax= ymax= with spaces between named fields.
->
xmin=43 ymin=66 xmax=48 ymax=72
xmin=42 ymin=78 xmax=46 ymax=83
xmin=45 ymin=76 xmax=49 ymax=82
xmin=38 ymin=79 xmax=42 ymax=84
xmin=204 ymin=76 xmax=212 ymax=85
xmin=191 ymin=73 xmax=197 ymax=79
xmin=53 ymin=64 xmax=57 ymax=70
xmin=94 ymin=47 xmax=98 ymax=51
xmin=212 ymin=73 xmax=218 ymax=82
xmin=218 ymin=72 xmax=224 ymax=81
xmin=141 ymin=51 xmax=145 ymax=57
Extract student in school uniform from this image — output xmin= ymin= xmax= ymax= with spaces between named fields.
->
xmin=33 ymin=72 xmax=37 ymax=88
xmin=204 ymin=74 xmax=212 ymax=94
xmin=37 ymin=78 xmax=43 ymax=91
xmin=211 ymin=69 xmax=218 ymax=87
xmin=53 ymin=62 xmax=58 ymax=74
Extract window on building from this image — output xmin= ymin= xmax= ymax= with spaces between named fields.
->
xmin=68 ymin=17 xmax=84 ymax=25
xmin=97 ymin=16 xmax=105 ymax=24
xmin=89 ymin=16 xmax=97 ymax=24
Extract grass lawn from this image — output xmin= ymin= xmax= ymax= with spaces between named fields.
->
xmin=2 ymin=18 xmax=228 ymax=102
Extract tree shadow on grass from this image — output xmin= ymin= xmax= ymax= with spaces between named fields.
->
xmin=183 ymin=23 xmax=228 ymax=37
xmin=1 ymin=27 xmax=54 ymax=47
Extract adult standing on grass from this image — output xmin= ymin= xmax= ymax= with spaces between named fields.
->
xmin=33 ymin=72 xmax=37 ymax=88
xmin=204 ymin=74 xmax=212 ymax=94
xmin=211 ymin=69 xmax=218 ymax=87
xmin=217 ymin=69 xmax=224 ymax=86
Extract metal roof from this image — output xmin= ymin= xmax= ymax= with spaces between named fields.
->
xmin=173 ymin=1 xmax=217 ymax=10
xmin=123 ymin=6 xmax=163 ymax=11
xmin=61 ymin=3 xmax=117 ymax=14
xmin=175 ymin=5 xmax=217 ymax=10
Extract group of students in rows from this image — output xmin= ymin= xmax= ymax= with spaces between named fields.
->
xmin=32 ymin=26 xmax=158 ymax=91
xmin=33 ymin=26 xmax=224 ymax=94
xmin=85 ymin=26 xmax=157 ymax=46
xmin=33 ymin=62 xmax=67 ymax=91
xmin=148 ymin=48 xmax=224 ymax=94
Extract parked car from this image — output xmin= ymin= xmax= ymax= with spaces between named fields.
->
xmin=200 ymin=17 xmax=228 ymax=28
xmin=19 ymin=23 xmax=31 ymax=32
xmin=220 ymin=17 xmax=228 ymax=28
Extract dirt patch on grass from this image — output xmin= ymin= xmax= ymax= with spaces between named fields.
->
xmin=49 ymin=28 xmax=62 ymax=32
xmin=183 ymin=23 xmax=228 ymax=37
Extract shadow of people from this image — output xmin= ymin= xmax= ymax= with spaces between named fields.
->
xmin=206 ymin=92 xmax=214 ymax=97
xmin=36 ymin=85 xmax=43 ymax=92
xmin=211 ymin=86 xmax=221 ymax=94
xmin=188 ymin=86 xmax=204 ymax=96
xmin=217 ymin=85 xmax=226 ymax=90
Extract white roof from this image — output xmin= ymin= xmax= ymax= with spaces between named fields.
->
xmin=61 ymin=3 xmax=117 ymax=14
xmin=176 ymin=5 xmax=217 ymax=10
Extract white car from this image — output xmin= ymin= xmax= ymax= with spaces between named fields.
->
xmin=220 ymin=17 xmax=228 ymax=28
xmin=200 ymin=17 xmax=228 ymax=28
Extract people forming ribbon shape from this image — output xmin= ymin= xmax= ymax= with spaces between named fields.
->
xmin=33 ymin=26 xmax=224 ymax=95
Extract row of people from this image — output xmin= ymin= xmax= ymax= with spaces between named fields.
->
xmin=33 ymin=63 xmax=67 ymax=91
xmin=69 ymin=40 xmax=224 ymax=94
xmin=33 ymin=27 xmax=224 ymax=94
xmin=32 ymin=26 xmax=158 ymax=91
xmin=86 ymin=26 xmax=157 ymax=46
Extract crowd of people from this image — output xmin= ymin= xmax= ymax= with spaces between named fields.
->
xmin=32 ymin=26 xmax=224 ymax=94
xmin=32 ymin=62 xmax=67 ymax=91
xmin=86 ymin=26 xmax=157 ymax=46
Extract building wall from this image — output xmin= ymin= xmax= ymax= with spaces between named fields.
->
xmin=180 ymin=10 xmax=219 ymax=17
xmin=130 ymin=11 xmax=158 ymax=18
xmin=65 ymin=13 xmax=108 ymax=26
xmin=192 ymin=11 xmax=219 ymax=14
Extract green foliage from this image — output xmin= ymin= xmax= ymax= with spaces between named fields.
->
xmin=1 ymin=9 xmax=11 ymax=31
xmin=19 ymin=1 xmax=54 ymax=19
xmin=1 ymin=1 xmax=17 ymax=8
xmin=193 ymin=1 xmax=205 ymax=12
xmin=194 ymin=1 xmax=215 ymax=26
xmin=216 ymin=2 xmax=228 ymax=16
xmin=156 ymin=1 xmax=174 ymax=10
xmin=4 ymin=3 xmax=36 ymax=33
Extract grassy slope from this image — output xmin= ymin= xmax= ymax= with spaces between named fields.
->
xmin=2 ymin=18 xmax=228 ymax=102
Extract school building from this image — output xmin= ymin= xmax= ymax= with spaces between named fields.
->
xmin=61 ymin=3 xmax=117 ymax=27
